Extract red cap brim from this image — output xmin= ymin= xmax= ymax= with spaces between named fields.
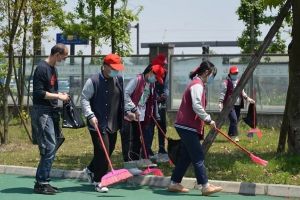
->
xmin=110 ymin=63 xmax=125 ymax=71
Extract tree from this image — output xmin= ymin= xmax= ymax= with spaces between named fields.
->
xmin=237 ymin=0 xmax=288 ymax=53
xmin=0 ymin=0 xmax=26 ymax=144
xmin=31 ymin=0 xmax=66 ymax=56
xmin=277 ymin=0 xmax=300 ymax=154
xmin=202 ymin=0 xmax=292 ymax=154
xmin=60 ymin=0 xmax=141 ymax=56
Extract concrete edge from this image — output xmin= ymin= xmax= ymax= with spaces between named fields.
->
xmin=1 ymin=165 xmax=300 ymax=198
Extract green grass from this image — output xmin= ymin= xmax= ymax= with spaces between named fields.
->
xmin=1 ymin=119 xmax=300 ymax=186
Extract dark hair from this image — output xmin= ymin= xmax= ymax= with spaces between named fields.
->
xmin=189 ymin=60 xmax=217 ymax=80
xmin=143 ymin=64 xmax=152 ymax=75
xmin=50 ymin=43 xmax=66 ymax=55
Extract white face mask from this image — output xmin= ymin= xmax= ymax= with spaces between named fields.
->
xmin=108 ymin=69 xmax=119 ymax=78
xmin=57 ymin=60 xmax=65 ymax=66
xmin=230 ymin=74 xmax=238 ymax=80
xmin=207 ymin=73 xmax=215 ymax=84
xmin=148 ymin=75 xmax=156 ymax=83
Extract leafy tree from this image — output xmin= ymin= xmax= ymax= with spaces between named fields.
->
xmin=237 ymin=0 xmax=289 ymax=53
xmin=31 ymin=0 xmax=66 ymax=55
xmin=59 ymin=0 xmax=141 ymax=56
xmin=0 ymin=0 xmax=26 ymax=144
xmin=203 ymin=0 xmax=292 ymax=154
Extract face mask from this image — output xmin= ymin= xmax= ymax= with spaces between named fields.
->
xmin=207 ymin=74 xmax=214 ymax=84
xmin=109 ymin=69 xmax=119 ymax=78
xmin=148 ymin=75 xmax=156 ymax=83
xmin=57 ymin=60 xmax=65 ymax=66
xmin=230 ymin=74 xmax=238 ymax=80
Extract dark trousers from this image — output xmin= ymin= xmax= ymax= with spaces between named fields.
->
xmin=32 ymin=105 xmax=62 ymax=184
xmin=142 ymin=120 xmax=154 ymax=157
xmin=121 ymin=120 xmax=141 ymax=162
xmin=88 ymin=129 xmax=117 ymax=182
xmin=157 ymin=107 xmax=167 ymax=153
xmin=228 ymin=105 xmax=241 ymax=137
xmin=143 ymin=107 xmax=167 ymax=156
xmin=171 ymin=127 xmax=208 ymax=185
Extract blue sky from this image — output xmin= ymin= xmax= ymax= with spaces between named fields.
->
xmin=43 ymin=0 xmax=291 ymax=55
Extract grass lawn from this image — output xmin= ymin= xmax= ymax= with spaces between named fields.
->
xmin=1 ymin=119 xmax=300 ymax=186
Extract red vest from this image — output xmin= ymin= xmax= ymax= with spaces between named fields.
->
xmin=223 ymin=78 xmax=244 ymax=108
xmin=175 ymin=78 xmax=206 ymax=136
xmin=131 ymin=74 xmax=155 ymax=125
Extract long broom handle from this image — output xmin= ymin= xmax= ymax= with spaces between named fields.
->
xmin=151 ymin=115 xmax=167 ymax=139
xmin=95 ymin=126 xmax=114 ymax=171
xmin=215 ymin=128 xmax=251 ymax=156
xmin=253 ymin=103 xmax=256 ymax=128
xmin=137 ymin=120 xmax=150 ymax=160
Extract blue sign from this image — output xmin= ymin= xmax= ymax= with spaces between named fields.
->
xmin=56 ymin=33 xmax=89 ymax=45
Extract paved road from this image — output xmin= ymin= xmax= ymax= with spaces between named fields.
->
xmin=0 ymin=174 xmax=284 ymax=200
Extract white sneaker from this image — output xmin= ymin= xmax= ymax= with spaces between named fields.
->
xmin=83 ymin=167 xmax=94 ymax=184
xmin=127 ymin=168 xmax=142 ymax=176
xmin=234 ymin=137 xmax=240 ymax=142
xmin=95 ymin=182 xmax=109 ymax=193
xmin=156 ymin=153 xmax=169 ymax=163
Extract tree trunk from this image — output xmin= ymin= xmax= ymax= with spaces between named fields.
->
xmin=202 ymin=0 xmax=292 ymax=154
xmin=19 ymin=8 xmax=28 ymax=111
xmin=1 ymin=0 xmax=26 ymax=144
xmin=285 ymin=0 xmax=300 ymax=154
xmin=33 ymin=1 xmax=42 ymax=57
xmin=3 ymin=43 xmax=14 ymax=144
xmin=111 ymin=0 xmax=116 ymax=53
xmin=90 ymin=3 xmax=96 ymax=64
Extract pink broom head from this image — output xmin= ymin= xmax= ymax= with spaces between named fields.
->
xmin=141 ymin=168 xmax=164 ymax=176
xmin=250 ymin=153 xmax=268 ymax=167
xmin=248 ymin=128 xmax=263 ymax=139
xmin=101 ymin=169 xmax=133 ymax=187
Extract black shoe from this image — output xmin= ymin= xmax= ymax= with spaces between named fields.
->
xmin=34 ymin=182 xmax=56 ymax=195
xmin=49 ymin=184 xmax=60 ymax=192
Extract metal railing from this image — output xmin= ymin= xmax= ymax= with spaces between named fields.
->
xmin=4 ymin=54 xmax=288 ymax=113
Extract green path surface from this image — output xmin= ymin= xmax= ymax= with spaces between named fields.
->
xmin=0 ymin=174 xmax=283 ymax=200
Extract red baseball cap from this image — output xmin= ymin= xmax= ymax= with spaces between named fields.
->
xmin=151 ymin=54 xmax=167 ymax=66
xmin=103 ymin=54 xmax=125 ymax=71
xmin=229 ymin=65 xmax=238 ymax=74
xmin=152 ymin=65 xmax=165 ymax=84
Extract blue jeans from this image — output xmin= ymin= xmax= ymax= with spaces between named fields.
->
xmin=171 ymin=127 xmax=208 ymax=185
xmin=31 ymin=105 xmax=61 ymax=184
xmin=228 ymin=105 xmax=241 ymax=137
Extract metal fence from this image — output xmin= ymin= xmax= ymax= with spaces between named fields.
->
xmin=6 ymin=54 xmax=288 ymax=113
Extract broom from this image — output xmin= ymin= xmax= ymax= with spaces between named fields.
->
xmin=215 ymin=128 xmax=268 ymax=166
xmin=247 ymin=103 xmax=262 ymax=139
xmin=151 ymin=116 xmax=177 ymax=165
xmin=137 ymin=120 xmax=164 ymax=176
xmin=94 ymin=125 xmax=133 ymax=187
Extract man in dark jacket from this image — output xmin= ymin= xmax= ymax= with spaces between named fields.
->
xmin=81 ymin=53 xmax=125 ymax=193
xmin=32 ymin=43 xmax=70 ymax=195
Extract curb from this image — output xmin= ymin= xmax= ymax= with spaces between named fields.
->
xmin=1 ymin=165 xmax=300 ymax=198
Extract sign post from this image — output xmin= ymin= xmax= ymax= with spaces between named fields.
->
xmin=56 ymin=33 xmax=89 ymax=65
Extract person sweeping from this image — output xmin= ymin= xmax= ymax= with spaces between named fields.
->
xmin=167 ymin=60 xmax=223 ymax=196
xmin=218 ymin=65 xmax=255 ymax=142
xmin=81 ymin=54 xmax=128 ymax=192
